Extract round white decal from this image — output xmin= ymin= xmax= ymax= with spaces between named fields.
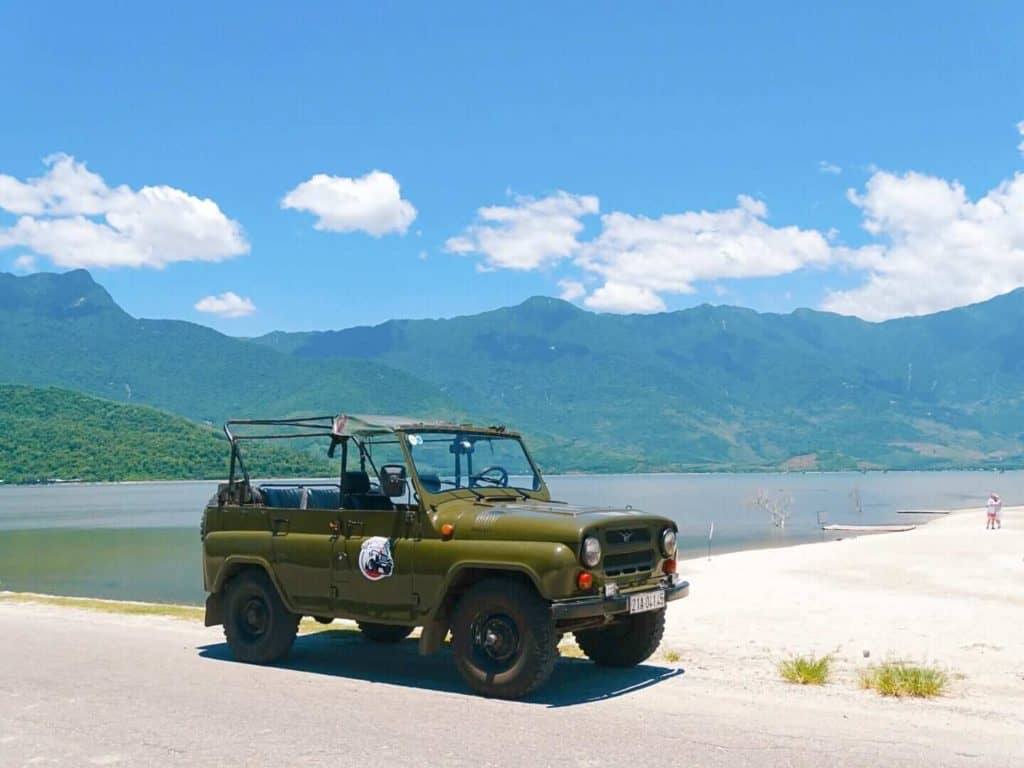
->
xmin=358 ymin=536 xmax=395 ymax=581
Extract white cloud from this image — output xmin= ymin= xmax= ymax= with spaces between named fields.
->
xmin=584 ymin=282 xmax=665 ymax=313
xmin=449 ymin=191 xmax=830 ymax=313
xmin=445 ymin=191 xmax=599 ymax=271
xmin=447 ymin=122 xmax=1024 ymax=320
xmin=282 ymin=170 xmax=416 ymax=236
xmin=557 ymin=279 xmax=586 ymax=302
xmin=0 ymin=154 xmax=248 ymax=269
xmin=576 ymin=195 xmax=831 ymax=312
xmin=11 ymin=254 xmax=36 ymax=273
xmin=818 ymin=161 xmax=842 ymax=175
xmin=823 ymin=169 xmax=1024 ymax=320
xmin=1018 ymin=121 xmax=1024 ymax=157
xmin=194 ymin=292 xmax=256 ymax=318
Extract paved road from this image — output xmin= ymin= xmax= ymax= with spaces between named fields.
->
xmin=1 ymin=603 xmax=1019 ymax=768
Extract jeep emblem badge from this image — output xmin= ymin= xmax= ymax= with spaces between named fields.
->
xmin=358 ymin=536 xmax=395 ymax=581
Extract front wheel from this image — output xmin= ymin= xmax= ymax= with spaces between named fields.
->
xmin=223 ymin=570 xmax=299 ymax=664
xmin=357 ymin=622 xmax=414 ymax=643
xmin=575 ymin=608 xmax=665 ymax=667
xmin=451 ymin=579 xmax=557 ymax=699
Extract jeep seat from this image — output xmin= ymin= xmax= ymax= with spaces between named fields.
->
xmin=260 ymin=486 xmax=306 ymax=509
xmin=306 ymin=487 xmax=341 ymax=509
xmin=342 ymin=471 xmax=393 ymax=510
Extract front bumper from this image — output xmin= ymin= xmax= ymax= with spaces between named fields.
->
xmin=550 ymin=575 xmax=689 ymax=622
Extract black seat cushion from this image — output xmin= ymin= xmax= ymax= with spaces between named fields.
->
xmin=341 ymin=470 xmax=393 ymax=510
xmin=342 ymin=492 xmax=394 ymax=510
xmin=342 ymin=471 xmax=371 ymax=494
xmin=306 ymin=488 xmax=341 ymax=509
xmin=260 ymin=486 xmax=306 ymax=509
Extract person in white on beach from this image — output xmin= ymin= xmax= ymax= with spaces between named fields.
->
xmin=985 ymin=493 xmax=1002 ymax=530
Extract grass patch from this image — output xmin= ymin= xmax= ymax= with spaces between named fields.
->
xmin=0 ymin=591 xmax=203 ymax=620
xmin=662 ymin=649 xmax=681 ymax=663
xmin=778 ymin=654 xmax=832 ymax=685
xmin=860 ymin=662 xmax=948 ymax=698
xmin=1 ymin=591 xmax=354 ymax=635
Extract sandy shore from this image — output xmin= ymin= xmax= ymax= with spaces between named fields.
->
xmin=668 ymin=506 xmax=1024 ymax=714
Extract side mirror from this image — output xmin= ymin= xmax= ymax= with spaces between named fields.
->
xmin=380 ymin=465 xmax=407 ymax=498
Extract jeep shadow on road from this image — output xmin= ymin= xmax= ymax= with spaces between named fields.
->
xmin=198 ymin=629 xmax=684 ymax=708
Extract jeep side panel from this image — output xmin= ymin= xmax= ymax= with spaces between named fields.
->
xmin=334 ymin=505 xmax=417 ymax=622
xmin=203 ymin=503 xmax=277 ymax=596
xmin=413 ymin=533 xmax=581 ymax=620
xmin=265 ymin=505 xmax=336 ymax=615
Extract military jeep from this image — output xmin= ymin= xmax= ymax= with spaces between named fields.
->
xmin=201 ymin=414 xmax=688 ymax=699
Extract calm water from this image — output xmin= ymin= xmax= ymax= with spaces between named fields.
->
xmin=0 ymin=471 xmax=1012 ymax=604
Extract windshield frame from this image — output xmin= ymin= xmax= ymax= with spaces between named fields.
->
xmin=397 ymin=427 xmax=549 ymax=502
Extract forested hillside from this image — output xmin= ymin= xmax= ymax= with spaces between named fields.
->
xmin=0 ymin=385 xmax=331 ymax=483
xmin=257 ymin=293 xmax=1024 ymax=471
xmin=5 ymin=269 xmax=1024 ymax=474
xmin=0 ymin=270 xmax=453 ymax=425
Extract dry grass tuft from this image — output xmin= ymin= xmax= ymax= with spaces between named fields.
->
xmin=778 ymin=654 xmax=832 ymax=685
xmin=860 ymin=662 xmax=948 ymax=698
xmin=557 ymin=638 xmax=587 ymax=658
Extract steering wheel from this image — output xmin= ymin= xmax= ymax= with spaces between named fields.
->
xmin=470 ymin=465 xmax=509 ymax=488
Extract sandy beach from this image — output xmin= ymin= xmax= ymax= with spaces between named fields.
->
xmin=669 ymin=505 xmax=1024 ymax=714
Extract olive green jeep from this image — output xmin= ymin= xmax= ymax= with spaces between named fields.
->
xmin=201 ymin=414 xmax=688 ymax=699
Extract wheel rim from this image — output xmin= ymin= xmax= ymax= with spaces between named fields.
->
xmin=470 ymin=613 xmax=521 ymax=673
xmin=239 ymin=596 xmax=269 ymax=641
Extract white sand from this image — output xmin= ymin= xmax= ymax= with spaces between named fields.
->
xmin=666 ymin=506 xmax=1024 ymax=714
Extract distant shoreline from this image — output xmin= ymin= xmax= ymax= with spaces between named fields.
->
xmin=3 ymin=465 xmax=1023 ymax=489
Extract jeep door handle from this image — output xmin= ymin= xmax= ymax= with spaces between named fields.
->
xmin=271 ymin=518 xmax=289 ymax=535
xmin=344 ymin=520 xmax=364 ymax=537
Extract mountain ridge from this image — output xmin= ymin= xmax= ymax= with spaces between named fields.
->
xmin=4 ymin=269 xmax=1024 ymax=473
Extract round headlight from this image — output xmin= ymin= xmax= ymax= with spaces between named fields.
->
xmin=581 ymin=536 xmax=601 ymax=568
xmin=660 ymin=528 xmax=678 ymax=557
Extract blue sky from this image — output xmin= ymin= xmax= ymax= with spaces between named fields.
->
xmin=1 ymin=2 xmax=1023 ymax=333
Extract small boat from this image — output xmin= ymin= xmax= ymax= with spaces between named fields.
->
xmin=822 ymin=523 xmax=916 ymax=533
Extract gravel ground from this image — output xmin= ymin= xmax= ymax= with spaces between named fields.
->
xmin=1 ymin=599 xmax=1021 ymax=768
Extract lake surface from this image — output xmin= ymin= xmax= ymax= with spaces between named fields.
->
xmin=0 ymin=471 xmax=1013 ymax=604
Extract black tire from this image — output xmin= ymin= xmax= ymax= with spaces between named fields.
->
xmin=223 ymin=570 xmax=299 ymax=664
xmin=451 ymin=578 xmax=557 ymax=699
xmin=574 ymin=608 xmax=665 ymax=667
xmin=357 ymin=621 xmax=414 ymax=643
xmin=313 ymin=616 xmax=334 ymax=625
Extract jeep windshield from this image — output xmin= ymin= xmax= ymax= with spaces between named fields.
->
xmin=404 ymin=431 xmax=542 ymax=494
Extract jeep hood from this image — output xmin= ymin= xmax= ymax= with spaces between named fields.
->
xmin=435 ymin=497 xmax=670 ymax=543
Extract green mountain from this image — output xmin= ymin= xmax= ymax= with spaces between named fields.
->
xmin=255 ymin=293 xmax=1024 ymax=471
xmin=4 ymin=269 xmax=1024 ymax=474
xmin=0 ymin=385 xmax=331 ymax=483
xmin=0 ymin=270 xmax=453 ymax=425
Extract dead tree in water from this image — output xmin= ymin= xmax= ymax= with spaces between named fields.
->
xmin=752 ymin=489 xmax=793 ymax=529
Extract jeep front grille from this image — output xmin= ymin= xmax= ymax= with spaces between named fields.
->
xmin=605 ymin=527 xmax=651 ymax=545
xmin=603 ymin=551 xmax=654 ymax=577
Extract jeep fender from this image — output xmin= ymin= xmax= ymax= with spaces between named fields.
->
xmin=204 ymin=556 xmax=297 ymax=626
xmin=428 ymin=561 xmax=547 ymax=622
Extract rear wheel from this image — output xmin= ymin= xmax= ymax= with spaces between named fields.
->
xmin=451 ymin=579 xmax=556 ymax=699
xmin=575 ymin=608 xmax=665 ymax=667
xmin=357 ymin=622 xmax=414 ymax=643
xmin=223 ymin=570 xmax=299 ymax=664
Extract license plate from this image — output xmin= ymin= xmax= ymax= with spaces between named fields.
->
xmin=628 ymin=589 xmax=665 ymax=614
